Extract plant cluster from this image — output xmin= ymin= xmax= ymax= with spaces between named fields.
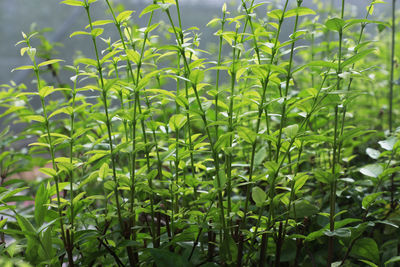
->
xmin=0 ymin=0 xmax=399 ymax=266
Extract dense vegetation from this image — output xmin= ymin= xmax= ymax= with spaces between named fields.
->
xmin=0 ymin=0 xmax=399 ymax=266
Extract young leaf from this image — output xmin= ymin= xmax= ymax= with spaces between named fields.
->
xmin=140 ymin=4 xmax=160 ymax=18
xmin=61 ymin=0 xmax=85 ymax=6
xmin=169 ymin=114 xmax=187 ymax=132
xmin=237 ymin=126 xmax=257 ymax=144
xmin=325 ymin=18 xmax=345 ymax=32
xmin=252 ymin=186 xmax=266 ymax=207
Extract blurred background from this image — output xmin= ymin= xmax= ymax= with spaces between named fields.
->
xmin=0 ymin=0 xmax=390 ymax=86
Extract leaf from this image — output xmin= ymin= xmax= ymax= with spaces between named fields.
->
xmin=116 ymin=10 xmax=134 ymax=23
xmin=341 ymin=49 xmax=375 ymax=68
xmin=70 ymin=31 xmax=91 ymax=38
xmin=284 ymin=7 xmax=316 ymax=18
xmin=99 ymin=163 xmax=109 ymax=179
xmin=214 ymin=132 xmax=234 ymax=152
xmin=366 ymin=148 xmax=380 ymax=159
xmin=252 ymin=186 xmax=266 ymax=207
xmin=140 ymin=4 xmax=160 ymax=18
xmin=290 ymin=200 xmax=319 ymax=218
xmin=35 ymin=183 xmax=49 ymax=226
xmin=385 ymin=256 xmax=400 ymax=266
xmin=189 ymin=69 xmax=204 ymax=85
xmin=25 ymin=115 xmax=45 ymax=123
xmin=85 ymin=19 xmax=113 ymax=29
xmin=325 ymin=18 xmax=345 ymax=32
xmin=39 ymin=167 xmax=56 ymax=177
xmin=0 ymin=218 xmax=7 ymax=229
xmin=169 ymin=114 xmax=187 ymax=132
xmin=11 ymin=65 xmax=35 ymax=72
xmin=60 ymin=0 xmax=85 ymax=7
xmin=378 ymin=137 xmax=397 ymax=151
xmin=149 ymin=249 xmax=193 ymax=267
xmin=126 ymin=49 xmax=141 ymax=64
xmin=359 ymin=164 xmax=383 ymax=178
xmin=91 ymin=28 xmax=103 ymax=37
xmin=362 ymin=192 xmax=383 ymax=210
xmin=283 ymin=124 xmax=298 ymax=139
xmin=237 ymin=126 xmax=257 ymax=144
xmin=350 ymin=238 xmax=379 ymax=263
xmin=38 ymin=59 xmax=64 ymax=68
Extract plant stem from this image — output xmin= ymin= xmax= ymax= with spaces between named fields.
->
xmin=241 ymin=0 xmax=290 ymax=229
xmin=389 ymin=0 xmax=396 ymax=132
xmin=84 ymin=1 xmax=124 ymax=261
xmin=328 ymin=1 xmax=345 ymax=265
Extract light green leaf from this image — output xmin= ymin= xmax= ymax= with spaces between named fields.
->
xmin=99 ymin=163 xmax=109 ymax=179
xmin=189 ymin=69 xmax=204 ymax=85
xmin=284 ymin=7 xmax=316 ymax=18
xmin=169 ymin=114 xmax=187 ymax=132
xmin=283 ymin=124 xmax=299 ymax=139
xmin=11 ymin=65 xmax=35 ymax=72
xmin=70 ymin=31 xmax=91 ymax=38
xmin=325 ymin=18 xmax=345 ymax=32
xmin=38 ymin=59 xmax=64 ymax=68
xmin=140 ymin=4 xmax=160 ymax=18
xmin=61 ymin=0 xmax=85 ymax=6
xmin=366 ymin=148 xmax=380 ymax=159
xmin=237 ymin=126 xmax=257 ymax=144
xmin=252 ymin=186 xmax=266 ymax=207
xmin=116 ymin=10 xmax=134 ymax=23
xmin=341 ymin=49 xmax=375 ymax=68
xmin=39 ymin=167 xmax=56 ymax=177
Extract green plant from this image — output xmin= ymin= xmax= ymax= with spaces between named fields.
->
xmin=0 ymin=0 xmax=399 ymax=266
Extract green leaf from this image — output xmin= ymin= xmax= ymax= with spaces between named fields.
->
xmin=341 ymin=49 xmax=375 ymax=68
xmin=140 ymin=4 xmax=160 ymax=18
xmin=126 ymin=49 xmax=141 ymax=64
xmin=148 ymin=249 xmax=193 ymax=267
xmin=362 ymin=192 xmax=383 ymax=210
xmin=237 ymin=126 xmax=257 ymax=144
xmin=359 ymin=164 xmax=383 ymax=178
xmin=283 ymin=124 xmax=298 ymax=139
xmin=385 ymin=256 xmax=400 ymax=266
xmin=11 ymin=65 xmax=35 ymax=72
xmin=24 ymin=115 xmax=45 ymax=123
xmin=116 ymin=10 xmax=134 ymax=23
xmin=214 ymin=132 xmax=234 ymax=152
xmin=290 ymin=200 xmax=319 ymax=218
xmin=70 ymin=31 xmax=91 ymax=38
xmin=99 ymin=163 xmax=109 ymax=179
xmin=351 ymin=238 xmax=379 ymax=263
xmin=189 ymin=69 xmax=205 ymax=84
xmin=61 ymin=0 xmax=85 ymax=6
xmin=325 ymin=18 xmax=345 ymax=32
xmin=85 ymin=19 xmax=113 ymax=29
xmin=35 ymin=183 xmax=49 ymax=226
xmin=169 ymin=114 xmax=187 ymax=132
xmin=39 ymin=167 xmax=56 ymax=177
xmin=0 ymin=218 xmax=7 ymax=229
xmin=38 ymin=59 xmax=64 ymax=68
xmin=91 ymin=28 xmax=103 ymax=37
xmin=284 ymin=7 xmax=316 ymax=18
xmin=252 ymin=186 xmax=266 ymax=207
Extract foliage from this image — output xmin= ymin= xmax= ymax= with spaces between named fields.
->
xmin=0 ymin=0 xmax=399 ymax=266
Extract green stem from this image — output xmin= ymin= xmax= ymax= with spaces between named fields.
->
xmin=389 ymin=0 xmax=396 ymax=132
